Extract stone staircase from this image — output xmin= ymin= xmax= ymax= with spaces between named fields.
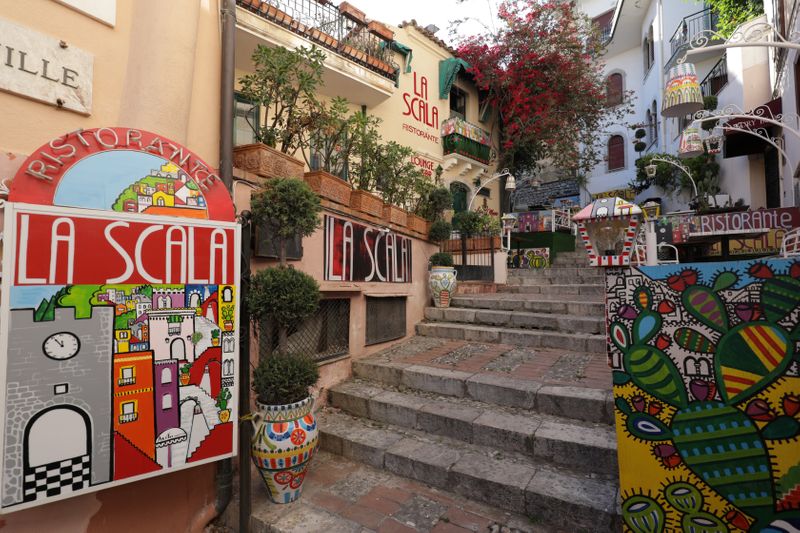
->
xmin=316 ymin=248 xmax=621 ymax=532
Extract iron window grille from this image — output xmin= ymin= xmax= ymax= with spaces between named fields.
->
xmin=365 ymin=296 xmax=406 ymax=346
xmin=259 ymin=298 xmax=350 ymax=362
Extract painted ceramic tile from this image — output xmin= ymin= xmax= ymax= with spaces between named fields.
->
xmin=606 ymin=260 xmax=800 ymax=532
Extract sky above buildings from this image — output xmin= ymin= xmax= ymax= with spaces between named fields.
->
xmin=363 ymin=0 xmax=499 ymax=44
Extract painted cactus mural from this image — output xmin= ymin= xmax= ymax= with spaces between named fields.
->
xmin=607 ymin=259 xmax=800 ymax=532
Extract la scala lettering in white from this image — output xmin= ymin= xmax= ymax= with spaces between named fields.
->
xmin=325 ymin=217 xmax=410 ymax=282
xmin=17 ymin=215 xmax=230 ymax=285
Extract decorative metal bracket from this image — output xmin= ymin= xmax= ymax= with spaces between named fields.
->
xmin=677 ymin=22 xmax=800 ymax=65
xmin=649 ymin=157 xmax=698 ymax=197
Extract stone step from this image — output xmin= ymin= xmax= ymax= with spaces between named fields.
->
xmin=416 ymin=322 xmax=607 ymax=353
xmin=319 ymin=410 xmax=621 ymax=532
xmin=328 ymin=380 xmax=618 ymax=477
xmin=506 ymin=273 xmax=605 ymax=286
xmin=498 ymin=284 xmax=605 ymax=298
xmin=425 ymin=306 xmax=604 ymax=335
xmin=451 ymin=295 xmax=606 ymax=316
xmin=508 ymin=266 xmax=602 ymax=279
xmin=352 ymin=358 xmax=614 ymax=424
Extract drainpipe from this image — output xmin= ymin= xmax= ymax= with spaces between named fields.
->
xmin=220 ymin=0 xmax=236 ymax=191
xmin=657 ymin=0 xmax=667 ymax=148
xmin=215 ymin=0 xmax=237 ymax=524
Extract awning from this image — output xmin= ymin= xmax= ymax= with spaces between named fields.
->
xmin=387 ymin=40 xmax=413 ymax=73
xmin=723 ymin=98 xmax=782 ymax=158
xmin=724 ymin=97 xmax=782 ymax=136
xmin=439 ymin=58 xmax=471 ymax=99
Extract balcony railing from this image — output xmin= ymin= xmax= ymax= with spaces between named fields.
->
xmin=700 ymin=56 xmax=728 ymax=97
xmin=666 ymin=8 xmax=721 ymax=69
xmin=118 ymin=376 xmax=136 ymax=386
xmin=237 ymin=0 xmax=399 ymax=83
xmin=119 ymin=412 xmax=139 ymax=424
xmin=441 ymin=116 xmax=492 ymax=165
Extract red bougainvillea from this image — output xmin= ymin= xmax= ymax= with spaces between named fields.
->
xmin=456 ymin=0 xmax=631 ymax=177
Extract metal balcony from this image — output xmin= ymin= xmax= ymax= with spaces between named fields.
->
xmin=441 ymin=117 xmax=492 ymax=166
xmin=118 ymin=376 xmax=136 ymax=386
xmin=237 ymin=0 xmax=399 ymax=83
xmin=666 ymin=8 xmax=722 ymax=70
xmin=119 ymin=412 xmax=139 ymax=424
xmin=700 ymin=56 xmax=728 ymax=97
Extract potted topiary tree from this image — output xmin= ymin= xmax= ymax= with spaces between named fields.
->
xmin=235 ymin=45 xmax=326 ymax=180
xmin=247 ymin=177 xmax=322 ymax=503
xmin=428 ymin=252 xmax=457 ymax=308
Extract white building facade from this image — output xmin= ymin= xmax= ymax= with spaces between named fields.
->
xmin=577 ymin=0 xmax=793 ymax=211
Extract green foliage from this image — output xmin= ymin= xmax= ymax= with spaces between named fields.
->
xmin=702 ymin=95 xmax=719 ymax=130
xmin=251 ymin=178 xmax=321 ymax=262
xmin=238 ymin=45 xmax=326 ymax=154
xmin=373 ymin=141 xmax=424 ymax=207
xmin=685 ymin=152 xmax=721 ymax=208
xmin=180 ymin=363 xmax=191 ymax=375
xmin=58 ymin=285 xmax=101 ymax=319
xmin=191 ymin=331 xmax=203 ymax=345
xmin=481 ymin=214 xmax=502 ymax=237
xmin=634 ymin=141 xmax=647 ymax=153
xmin=632 ymin=152 xmax=721 ymax=206
xmin=429 ymin=252 xmax=454 ymax=267
xmin=707 ymin=0 xmax=764 ymax=37
xmin=428 ymin=220 xmax=453 ymax=242
xmin=115 ymin=310 xmax=135 ymax=330
xmin=452 ymin=210 xmax=483 ymax=237
xmin=216 ymin=387 xmax=232 ymax=411
xmin=211 ymin=329 xmax=220 ymax=339
xmin=248 ymin=266 xmax=320 ymax=329
xmin=252 ymin=352 xmax=320 ymax=405
xmin=416 ymin=187 xmax=453 ymax=222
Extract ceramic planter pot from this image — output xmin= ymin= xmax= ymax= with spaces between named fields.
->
xmin=429 ymin=266 xmax=458 ymax=308
xmin=251 ymin=396 xmax=319 ymax=504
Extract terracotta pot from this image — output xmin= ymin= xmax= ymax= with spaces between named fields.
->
xmin=374 ymin=58 xmax=395 ymax=76
xmin=251 ymin=396 xmax=319 ymax=504
xmin=368 ymin=21 xmax=394 ymax=42
xmin=350 ymin=189 xmax=383 ymax=217
xmin=429 ymin=266 xmax=458 ymax=308
xmin=407 ymin=214 xmax=428 ymax=235
xmin=304 ymin=170 xmax=352 ymax=206
xmin=383 ymin=204 xmax=408 ymax=227
xmin=338 ymin=2 xmax=366 ymax=24
xmin=218 ymin=409 xmax=231 ymax=424
xmin=179 ymin=373 xmax=190 ymax=386
xmin=212 ymin=338 xmax=220 ymax=347
xmin=233 ymin=143 xmax=305 ymax=180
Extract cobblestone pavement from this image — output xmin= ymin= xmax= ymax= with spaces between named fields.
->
xmin=235 ymin=450 xmax=558 ymax=533
xmin=372 ymin=338 xmax=611 ymax=391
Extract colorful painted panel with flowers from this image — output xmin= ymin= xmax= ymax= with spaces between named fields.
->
xmin=606 ymin=259 xmax=800 ymax=532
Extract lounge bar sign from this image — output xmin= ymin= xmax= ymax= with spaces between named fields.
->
xmin=0 ymin=17 xmax=94 ymax=114
xmin=0 ymin=128 xmax=240 ymax=512
xmin=324 ymin=215 xmax=412 ymax=282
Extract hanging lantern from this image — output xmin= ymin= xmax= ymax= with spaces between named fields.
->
xmin=661 ymin=63 xmax=704 ymax=118
xmin=645 ymin=163 xmax=657 ymax=178
xmin=572 ymin=197 xmax=642 ymax=267
xmin=678 ymin=126 xmax=704 ymax=158
xmin=501 ymin=213 xmax=517 ymax=231
xmin=704 ymin=134 xmax=722 ymax=154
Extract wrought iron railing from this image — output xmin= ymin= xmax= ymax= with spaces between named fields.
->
xmin=700 ymin=56 xmax=728 ymax=97
xmin=258 ymin=298 xmax=350 ymax=362
xmin=118 ymin=376 xmax=136 ymax=386
xmin=439 ymin=231 xmax=497 ymax=282
xmin=237 ymin=0 xmax=399 ymax=83
xmin=441 ymin=117 xmax=492 ymax=165
xmin=667 ymin=8 xmax=720 ymax=68
xmin=119 ymin=412 xmax=139 ymax=424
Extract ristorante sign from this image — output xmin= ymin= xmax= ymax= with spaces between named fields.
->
xmin=0 ymin=128 xmax=239 ymax=512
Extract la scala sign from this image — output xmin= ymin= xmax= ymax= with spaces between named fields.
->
xmin=0 ymin=128 xmax=239 ymax=512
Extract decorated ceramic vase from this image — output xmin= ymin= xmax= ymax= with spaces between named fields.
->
xmin=429 ymin=266 xmax=458 ymax=308
xmin=250 ymin=396 xmax=319 ymax=503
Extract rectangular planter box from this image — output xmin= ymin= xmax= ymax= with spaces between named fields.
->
xmin=368 ymin=21 xmax=394 ymax=42
xmin=350 ymin=189 xmax=383 ymax=217
xmin=304 ymin=170 xmax=352 ymax=206
xmin=447 ymin=236 xmax=501 ymax=252
xmin=233 ymin=143 xmax=305 ymax=180
xmin=383 ymin=204 xmax=408 ymax=227
xmin=406 ymin=214 xmax=428 ymax=235
xmin=338 ymin=2 xmax=366 ymax=24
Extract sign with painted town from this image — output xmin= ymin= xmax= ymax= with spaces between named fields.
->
xmin=0 ymin=127 xmax=240 ymax=511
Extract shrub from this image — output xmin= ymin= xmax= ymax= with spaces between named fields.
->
xmin=634 ymin=141 xmax=647 ymax=153
xmin=452 ymin=211 xmax=483 ymax=236
xmin=253 ymin=352 xmax=320 ymax=405
xmin=429 ymin=252 xmax=454 ymax=267
xmin=426 ymin=187 xmax=453 ymax=221
xmin=634 ymin=128 xmax=647 ymax=139
xmin=251 ymin=178 xmax=321 ymax=246
xmin=248 ymin=266 xmax=320 ymax=330
xmin=428 ymin=220 xmax=453 ymax=242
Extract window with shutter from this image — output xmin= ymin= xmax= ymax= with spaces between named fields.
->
xmin=608 ymin=135 xmax=625 ymax=171
xmin=606 ymin=73 xmax=623 ymax=106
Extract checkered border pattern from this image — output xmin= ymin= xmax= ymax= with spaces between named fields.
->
xmin=23 ymin=455 xmax=90 ymax=501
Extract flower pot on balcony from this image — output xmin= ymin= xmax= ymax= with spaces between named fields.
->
xmin=338 ymin=2 xmax=366 ymax=24
xmin=317 ymin=31 xmax=338 ymax=48
xmin=407 ymin=214 xmax=428 ymax=235
xmin=307 ymin=27 xmax=323 ymax=43
xmin=373 ymin=58 xmax=395 ymax=76
xmin=368 ymin=21 xmax=394 ymax=42
xmin=383 ymin=204 xmax=408 ymax=227
xmin=350 ymin=189 xmax=384 ymax=217
xmin=233 ymin=143 xmax=305 ymax=180
xmin=304 ymin=170 xmax=352 ymax=206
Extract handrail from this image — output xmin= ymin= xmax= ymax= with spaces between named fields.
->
xmin=666 ymin=8 xmax=720 ymax=69
xmin=700 ymin=56 xmax=728 ymax=97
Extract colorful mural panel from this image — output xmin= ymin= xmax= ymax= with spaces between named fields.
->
xmin=606 ymin=259 xmax=800 ymax=532
xmin=507 ymin=248 xmax=550 ymax=269
xmin=0 ymin=129 xmax=239 ymax=512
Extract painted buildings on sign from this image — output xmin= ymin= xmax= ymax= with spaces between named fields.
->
xmin=0 ymin=129 xmax=240 ymax=513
